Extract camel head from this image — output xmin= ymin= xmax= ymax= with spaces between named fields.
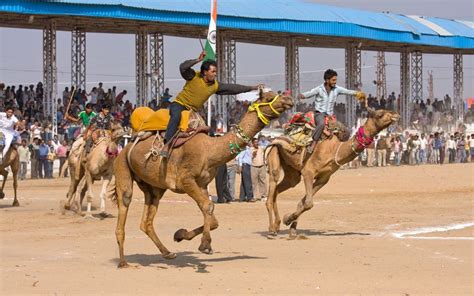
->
xmin=248 ymin=90 xmax=294 ymax=124
xmin=366 ymin=107 xmax=400 ymax=132
xmin=110 ymin=120 xmax=127 ymax=142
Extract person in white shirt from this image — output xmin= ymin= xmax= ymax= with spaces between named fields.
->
xmin=419 ymin=133 xmax=428 ymax=163
xmin=447 ymin=135 xmax=456 ymax=163
xmin=469 ymin=134 xmax=474 ymax=162
xmin=0 ymin=106 xmax=21 ymax=158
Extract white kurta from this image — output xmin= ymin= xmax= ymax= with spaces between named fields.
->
xmin=0 ymin=112 xmax=19 ymax=157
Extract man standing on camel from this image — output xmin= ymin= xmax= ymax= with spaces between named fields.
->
xmin=298 ymin=69 xmax=366 ymax=153
xmin=160 ymin=50 xmax=264 ymax=158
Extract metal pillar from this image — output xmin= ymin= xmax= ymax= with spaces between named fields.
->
xmin=217 ymin=34 xmax=236 ymax=131
xmin=71 ymin=28 xmax=86 ymax=91
xmin=285 ymin=38 xmax=300 ymax=105
xmin=376 ymin=51 xmax=387 ymax=100
xmin=43 ymin=21 xmax=57 ymax=136
xmin=400 ymin=49 xmax=410 ymax=128
xmin=345 ymin=44 xmax=361 ymax=128
xmin=410 ymin=51 xmax=423 ymax=103
xmin=135 ymin=30 xmax=148 ymax=106
xmin=453 ymin=53 xmax=463 ymax=123
xmin=150 ymin=33 xmax=164 ymax=103
xmin=427 ymin=70 xmax=434 ymax=102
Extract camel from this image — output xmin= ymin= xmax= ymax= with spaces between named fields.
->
xmin=113 ymin=90 xmax=294 ymax=267
xmin=265 ymin=108 xmax=400 ymax=238
xmin=0 ymin=145 xmax=20 ymax=207
xmin=65 ymin=121 xmax=125 ymax=217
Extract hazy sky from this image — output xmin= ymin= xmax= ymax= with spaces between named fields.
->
xmin=0 ymin=0 xmax=473 ymax=103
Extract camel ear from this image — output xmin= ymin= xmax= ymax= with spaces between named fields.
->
xmin=367 ymin=107 xmax=376 ymax=117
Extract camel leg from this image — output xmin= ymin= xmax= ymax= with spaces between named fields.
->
xmin=173 ymin=179 xmax=218 ymax=254
xmin=76 ymin=177 xmax=87 ymax=215
xmin=283 ymin=175 xmax=330 ymax=239
xmin=137 ymin=183 xmax=176 ymax=259
xmin=265 ymin=147 xmax=280 ymax=236
xmin=99 ymin=176 xmax=110 ymax=215
xmin=11 ymin=160 xmax=19 ymax=207
xmin=115 ymin=149 xmax=133 ymax=268
xmin=0 ymin=167 xmax=8 ymax=197
xmin=269 ymin=167 xmax=301 ymax=235
xmin=84 ymin=170 xmax=96 ymax=218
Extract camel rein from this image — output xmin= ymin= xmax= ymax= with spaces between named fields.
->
xmin=334 ymin=126 xmax=373 ymax=167
xmin=247 ymin=94 xmax=280 ymax=125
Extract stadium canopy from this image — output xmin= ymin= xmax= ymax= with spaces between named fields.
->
xmin=0 ymin=0 xmax=473 ymax=54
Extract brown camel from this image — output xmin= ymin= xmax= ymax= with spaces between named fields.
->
xmin=66 ymin=121 xmax=125 ymax=217
xmin=0 ymin=146 xmax=20 ymax=206
xmin=265 ymin=108 xmax=400 ymax=238
xmin=113 ymin=91 xmax=294 ymax=267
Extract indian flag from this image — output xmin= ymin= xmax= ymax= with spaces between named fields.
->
xmin=204 ymin=0 xmax=217 ymax=61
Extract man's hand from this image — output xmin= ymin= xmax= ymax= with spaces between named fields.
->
xmin=198 ymin=50 xmax=206 ymax=61
xmin=251 ymin=84 xmax=265 ymax=91
xmin=356 ymin=91 xmax=366 ymax=101
xmin=298 ymin=94 xmax=305 ymax=100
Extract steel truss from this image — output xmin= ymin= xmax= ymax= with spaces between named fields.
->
xmin=345 ymin=44 xmax=361 ymax=128
xmin=71 ymin=28 xmax=86 ymax=91
xmin=410 ymin=51 xmax=423 ymax=104
xmin=150 ymin=33 xmax=164 ymax=104
xmin=400 ymin=49 xmax=410 ymax=128
xmin=43 ymin=21 xmax=57 ymax=136
xmin=453 ymin=53 xmax=463 ymax=123
xmin=217 ymin=33 xmax=236 ymax=131
xmin=376 ymin=51 xmax=387 ymax=100
xmin=285 ymin=38 xmax=300 ymax=111
xmin=135 ymin=29 xmax=148 ymax=106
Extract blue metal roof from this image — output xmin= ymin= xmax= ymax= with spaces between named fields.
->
xmin=1 ymin=0 xmax=473 ymax=50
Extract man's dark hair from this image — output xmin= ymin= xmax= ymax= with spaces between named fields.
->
xmin=102 ymin=103 xmax=111 ymax=110
xmin=323 ymin=69 xmax=338 ymax=81
xmin=85 ymin=103 xmax=93 ymax=109
xmin=5 ymin=106 xmax=14 ymax=112
xmin=201 ymin=60 xmax=217 ymax=73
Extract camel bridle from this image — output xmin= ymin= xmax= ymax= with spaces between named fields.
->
xmin=247 ymin=94 xmax=281 ymax=125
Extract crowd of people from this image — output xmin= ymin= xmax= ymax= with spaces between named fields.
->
xmin=0 ymin=80 xmax=472 ymax=184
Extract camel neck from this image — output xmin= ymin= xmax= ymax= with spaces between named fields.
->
xmin=207 ymin=110 xmax=265 ymax=168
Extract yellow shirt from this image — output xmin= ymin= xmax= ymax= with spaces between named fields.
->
xmin=175 ymin=72 xmax=219 ymax=111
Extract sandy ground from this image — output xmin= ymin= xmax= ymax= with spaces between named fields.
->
xmin=0 ymin=163 xmax=473 ymax=295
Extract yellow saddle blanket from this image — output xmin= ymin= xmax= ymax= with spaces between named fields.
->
xmin=130 ymin=107 xmax=190 ymax=132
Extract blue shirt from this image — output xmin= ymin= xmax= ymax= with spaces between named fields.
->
xmin=38 ymin=144 xmax=49 ymax=157
xmin=237 ymin=147 xmax=253 ymax=166
xmin=302 ymin=83 xmax=357 ymax=115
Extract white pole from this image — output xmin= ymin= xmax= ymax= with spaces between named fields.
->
xmin=207 ymin=95 xmax=214 ymax=126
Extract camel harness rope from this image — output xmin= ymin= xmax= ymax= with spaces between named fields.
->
xmin=247 ymin=94 xmax=280 ymax=125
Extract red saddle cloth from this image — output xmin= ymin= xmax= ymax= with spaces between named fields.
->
xmin=288 ymin=112 xmax=337 ymax=127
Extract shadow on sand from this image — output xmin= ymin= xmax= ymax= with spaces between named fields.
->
xmin=110 ymin=252 xmax=266 ymax=273
xmin=255 ymin=229 xmax=371 ymax=238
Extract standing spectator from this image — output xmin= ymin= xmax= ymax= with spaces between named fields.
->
xmin=439 ymin=132 xmax=446 ymax=164
xmin=215 ymin=162 xmax=232 ymax=203
xmin=366 ymin=138 xmax=376 ymax=167
xmin=392 ymin=136 xmax=402 ymax=166
xmin=376 ymin=135 xmax=388 ymax=167
xmin=419 ymin=133 xmax=428 ymax=164
xmin=251 ymin=139 xmax=267 ymax=201
xmin=115 ymin=90 xmax=127 ymax=105
xmin=46 ymin=139 xmax=56 ymax=178
xmin=88 ymin=87 xmax=98 ymax=105
xmin=237 ymin=146 xmax=255 ymax=202
xmin=227 ymin=157 xmax=238 ymax=202
xmin=412 ymin=135 xmax=421 ymax=165
xmin=18 ymin=139 xmax=30 ymax=180
xmin=433 ymin=132 xmax=442 ymax=164
xmin=469 ymin=134 xmax=474 ymax=162
xmin=29 ymin=137 xmax=40 ymax=179
xmin=447 ymin=135 xmax=456 ymax=163
xmin=56 ymin=140 xmax=69 ymax=177
xmin=457 ymin=135 xmax=466 ymax=163
xmin=38 ymin=139 xmax=49 ymax=179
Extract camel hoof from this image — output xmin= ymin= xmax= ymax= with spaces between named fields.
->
xmin=282 ymin=214 xmax=293 ymax=226
xmin=198 ymin=245 xmax=213 ymax=255
xmin=12 ymin=200 xmax=19 ymax=207
xmin=173 ymin=229 xmax=188 ymax=242
xmin=118 ymin=261 xmax=129 ymax=268
xmin=0 ymin=191 xmax=5 ymax=199
xmin=267 ymin=232 xmax=278 ymax=239
xmin=162 ymin=252 xmax=177 ymax=260
xmin=99 ymin=212 xmax=113 ymax=219
xmin=83 ymin=214 xmax=97 ymax=220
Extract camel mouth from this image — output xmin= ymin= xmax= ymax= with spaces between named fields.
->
xmin=391 ymin=114 xmax=401 ymax=122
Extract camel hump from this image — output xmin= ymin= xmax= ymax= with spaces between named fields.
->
xmin=130 ymin=107 xmax=192 ymax=133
